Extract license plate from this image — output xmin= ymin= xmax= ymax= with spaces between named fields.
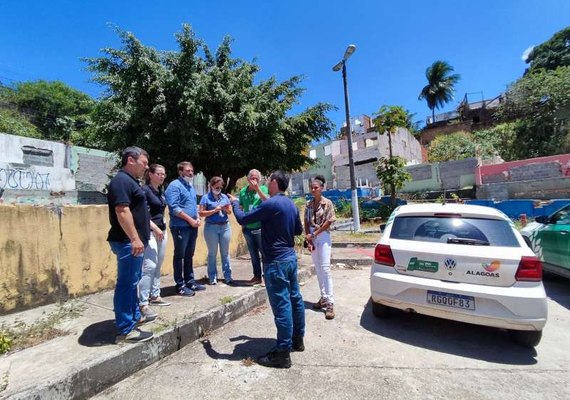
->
xmin=427 ymin=290 xmax=475 ymax=310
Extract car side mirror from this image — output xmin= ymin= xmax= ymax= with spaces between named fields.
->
xmin=535 ymin=215 xmax=550 ymax=224
xmin=380 ymin=223 xmax=386 ymax=233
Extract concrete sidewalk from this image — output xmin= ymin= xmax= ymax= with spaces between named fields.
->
xmin=0 ymin=244 xmax=374 ymax=399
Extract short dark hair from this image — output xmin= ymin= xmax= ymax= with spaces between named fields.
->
xmin=121 ymin=146 xmax=148 ymax=167
xmin=269 ymin=170 xmax=290 ymax=192
xmin=312 ymin=175 xmax=326 ymax=187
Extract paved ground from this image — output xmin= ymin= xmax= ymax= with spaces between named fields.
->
xmin=94 ymin=268 xmax=570 ymax=400
xmin=0 ymin=244 xmax=373 ymax=399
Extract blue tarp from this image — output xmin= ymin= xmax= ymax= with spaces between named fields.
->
xmin=465 ymin=199 xmax=570 ymax=219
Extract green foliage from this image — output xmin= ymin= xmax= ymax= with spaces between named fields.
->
xmin=335 ymin=199 xmax=353 ymax=218
xmin=428 ymin=131 xmax=477 ymax=162
xmin=472 ymin=122 xmax=519 ymax=161
xmin=335 ymin=199 xmax=395 ymax=221
xmin=4 ymin=80 xmax=95 ymax=142
xmin=86 ymin=25 xmax=335 ymax=192
xmin=496 ymin=66 xmax=570 ymax=159
xmin=373 ymin=105 xmax=410 ymax=135
xmin=375 ymin=156 xmax=411 ymax=193
xmin=0 ymin=332 xmax=12 ymax=354
xmin=0 ymin=108 xmax=43 ymax=138
xmin=418 ymin=60 xmax=461 ymax=120
xmin=525 ymin=27 xmax=570 ymax=74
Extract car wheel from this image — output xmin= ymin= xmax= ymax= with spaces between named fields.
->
xmin=372 ymin=300 xmax=391 ymax=318
xmin=509 ymin=329 xmax=542 ymax=347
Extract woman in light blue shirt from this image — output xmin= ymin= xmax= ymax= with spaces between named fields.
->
xmin=199 ymin=176 xmax=233 ymax=285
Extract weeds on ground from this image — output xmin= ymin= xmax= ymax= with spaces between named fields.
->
xmin=0 ymin=372 xmax=7 ymax=393
xmin=220 ymin=296 xmax=233 ymax=305
xmin=0 ymin=301 xmax=85 ymax=354
xmin=241 ymin=357 xmax=255 ymax=367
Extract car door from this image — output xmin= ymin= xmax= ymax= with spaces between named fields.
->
xmin=537 ymin=205 xmax=570 ymax=269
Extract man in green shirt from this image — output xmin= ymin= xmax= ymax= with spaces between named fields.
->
xmin=239 ymin=169 xmax=269 ymax=284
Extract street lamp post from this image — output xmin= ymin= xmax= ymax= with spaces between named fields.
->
xmin=333 ymin=44 xmax=360 ymax=232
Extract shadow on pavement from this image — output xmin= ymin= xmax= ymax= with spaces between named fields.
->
xmin=200 ymin=335 xmax=275 ymax=361
xmin=543 ymin=273 xmax=570 ymax=311
xmin=78 ymin=319 xmax=117 ymax=347
xmin=360 ymin=300 xmax=538 ymax=365
xmin=303 ymin=300 xmax=325 ymax=314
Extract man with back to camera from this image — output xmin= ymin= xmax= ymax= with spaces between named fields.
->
xmin=238 ymin=169 xmax=268 ymax=285
xmin=107 ymin=146 xmax=153 ymax=344
xmin=229 ymin=170 xmax=305 ymax=369
xmin=165 ymin=161 xmax=206 ymax=297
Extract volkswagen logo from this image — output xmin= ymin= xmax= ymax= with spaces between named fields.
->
xmin=444 ymin=258 xmax=457 ymax=270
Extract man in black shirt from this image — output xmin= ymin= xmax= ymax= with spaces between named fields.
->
xmin=107 ymin=146 xmax=153 ymax=344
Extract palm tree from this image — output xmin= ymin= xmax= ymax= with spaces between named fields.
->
xmin=418 ymin=60 xmax=461 ymax=123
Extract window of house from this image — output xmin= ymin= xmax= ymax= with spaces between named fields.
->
xmin=324 ymin=145 xmax=331 ymax=156
xmin=309 ymin=149 xmax=317 ymax=159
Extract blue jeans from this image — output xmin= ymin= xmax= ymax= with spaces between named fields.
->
xmin=264 ymin=255 xmax=305 ymax=351
xmin=204 ymin=223 xmax=232 ymax=282
xmin=170 ymin=226 xmax=198 ymax=290
xmin=243 ymin=228 xmax=263 ymax=279
xmin=109 ymin=241 xmax=143 ymax=335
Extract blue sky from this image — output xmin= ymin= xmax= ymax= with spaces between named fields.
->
xmin=1 ymin=0 xmax=568 ymax=130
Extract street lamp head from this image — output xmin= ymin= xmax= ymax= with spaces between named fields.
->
xmin=343 ymin=44 xmax=356 ymax=60
xmin=332 ymin=61 xmax=343 ymax=72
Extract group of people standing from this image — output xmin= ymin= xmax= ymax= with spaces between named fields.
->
xmin=106 ymin=146 xmax=336 ymax=369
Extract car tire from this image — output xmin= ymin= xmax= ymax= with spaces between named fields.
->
xmin=372 ymin=300 xmax=391 ymax=318
xmin=509 ymin=329 xmax=542 ymax=347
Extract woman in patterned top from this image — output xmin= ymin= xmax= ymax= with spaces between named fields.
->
xmin=304 ymin=175 xmax=337 ymax=320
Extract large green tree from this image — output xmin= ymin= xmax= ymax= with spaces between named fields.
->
xmin=525 ymin=26 xmax=570 ymax=74
xmin=496 ymin=66 xmax=570 ymax=159
xmin=418 ymin=60 xmax=461 ymax=122
xmin=86 ymin=25 xmax=334 ymax=191
xmin=2 ymin=80 xmax=95 ymax=142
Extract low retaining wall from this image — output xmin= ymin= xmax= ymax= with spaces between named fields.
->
xmin=0 ymin=205 xmax=247 ymax=314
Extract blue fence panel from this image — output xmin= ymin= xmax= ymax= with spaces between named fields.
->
xmin=465 ymin=199 xmax=570 ymax=219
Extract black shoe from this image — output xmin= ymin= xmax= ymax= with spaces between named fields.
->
xmin=189 ymin=282 xmax=206 ymax=291
xmin=292 ymin=336 xmax=305 ymax=352
xmin=257 ymin=350 xmax=291 ymax=369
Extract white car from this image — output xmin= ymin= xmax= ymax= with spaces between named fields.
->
xmin=370 ymin=203 xmax=548 ymax=347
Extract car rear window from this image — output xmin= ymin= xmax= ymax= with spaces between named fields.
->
xmin=389 ymin=216 xmax=520 ymax=247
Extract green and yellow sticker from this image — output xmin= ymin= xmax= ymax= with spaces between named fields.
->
xmin=407 ymin=257 xmax=439 ymax=273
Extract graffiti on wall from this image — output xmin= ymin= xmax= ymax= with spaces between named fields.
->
xmin=0 ymin=166 xmax=51 ymax=190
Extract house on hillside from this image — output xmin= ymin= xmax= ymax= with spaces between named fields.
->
xmin=420 ymin=92 xmax=505 ymax=146
xmin=290 ymin=114 xmax=424 ymax=195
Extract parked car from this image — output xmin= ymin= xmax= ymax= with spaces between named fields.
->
xmin=520 ymin=204 xmax=570 ymax=280
xmin=370 ymin=203 xmax=548 ymax=347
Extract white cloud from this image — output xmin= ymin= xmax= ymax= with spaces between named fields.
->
xmin=521 ymin=45 xmax=535 ymax=62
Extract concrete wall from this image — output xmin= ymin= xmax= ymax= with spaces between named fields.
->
xmin=401 ymin=157 xmax=478 ymax=193
xmin=475 ymin=154 xmax=570 ymax=200
xmin=0 ymin=133 xmax=76 ymax=196
xmin=0 ymin=204 xmax=247 ymax=314
xmin=0 ymin=133 xmax=117 ymax=205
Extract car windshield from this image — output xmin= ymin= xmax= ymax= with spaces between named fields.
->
xmin=389 ymin=216 xmax=520 ymax=247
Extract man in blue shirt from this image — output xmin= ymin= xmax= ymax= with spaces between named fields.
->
xmin=107 ymin=146 xmax=153 ymax=344
xmin=165 ymin=161 xmax=206 ymax=296
xmin=229 ymin=170 xmax=305 ymax=369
